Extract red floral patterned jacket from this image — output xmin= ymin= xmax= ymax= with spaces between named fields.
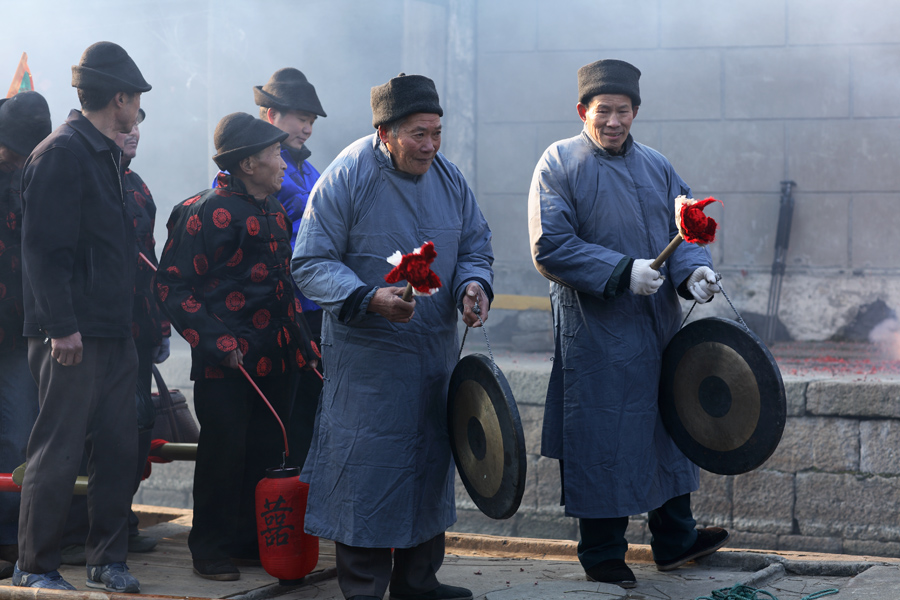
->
xmin=156 ymin=173 xmax=317 ymax=380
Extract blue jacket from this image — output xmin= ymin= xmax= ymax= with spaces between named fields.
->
xmin=292 ymin=134 xmax=494 ymax=548
xmin=529 ymin=130 xmax=712 ymax=519
xmin=214 ymin=145 xmax=321 ymax=312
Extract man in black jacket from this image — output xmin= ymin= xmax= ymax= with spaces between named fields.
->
xmin=16 ymin=42 xmax=150 ymax=593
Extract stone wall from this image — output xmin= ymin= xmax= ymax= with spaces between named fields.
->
xmin=473 ymin=0 xmax=900 ymax=343
xmin=451 ymin=364 xmax=900 ymax=559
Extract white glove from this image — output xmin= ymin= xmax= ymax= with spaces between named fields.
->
xmin=152 ymin=337 xmax=171 ymax=364
xmin=687 ymin=266 xmax=721 ymax=303
xmin=629 ymin=259 xmax=663 ymax=296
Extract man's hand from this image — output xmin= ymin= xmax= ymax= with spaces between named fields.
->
xmin=687 ymin=266 xmax=721 ymax=303
xmin=368 ymin=286 xmax=416 ymax=323
xmin=221 ymin=348 xmax=244 ymax=369
xmin=462 ymin=282 xmax=489 ymax=328
xmin=51 ymin=332 xmax=83 ymax=366
xmin=630 ymin=259 xmax=663 ymax=296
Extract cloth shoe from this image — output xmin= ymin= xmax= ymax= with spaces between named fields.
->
xmin=86 ymin=561 xmax=141 ymax=593
xmin=60 ymin=544 xmax=86 ymax=565
xmin=12 ymin=563 xmax=76 ymax=590
xmin=128 ymin=534 xmax=158 ymax=553
xmin=585 ymin=558 xmax=636 ymax=588
xmin=389 ymin=583 xmax=473 ymax=600
xmin=0 ymin=560 xmax=14 ymax=580
xmin=655 ymin=527 xmax=730 ymax=571
xmin=193 ymin=558 xmax=240 ymax=581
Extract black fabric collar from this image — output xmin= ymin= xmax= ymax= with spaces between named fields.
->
xmin=283 ymin=143 xmax=311 ymax=166
xmin=65 ymin=109 xmax=121 ymax=157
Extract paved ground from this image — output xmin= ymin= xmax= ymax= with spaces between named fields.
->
xmin=1 ymin=511 xmax=898 ymax=600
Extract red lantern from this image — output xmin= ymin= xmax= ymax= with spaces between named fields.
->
xmin=255 ymin=466 xmax=319 ymax=584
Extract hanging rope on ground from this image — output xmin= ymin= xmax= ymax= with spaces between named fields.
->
xmin=695 ymin=583 xmax=839 ymax=600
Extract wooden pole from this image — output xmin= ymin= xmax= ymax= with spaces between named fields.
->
xmin=650 ymin=233 xmax=683 ymax=270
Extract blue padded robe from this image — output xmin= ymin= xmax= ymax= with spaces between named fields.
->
xmin=292 ymin=134 xmax=493 ymax=548
xmin=528 ymin=130 xmax=712 ymax=519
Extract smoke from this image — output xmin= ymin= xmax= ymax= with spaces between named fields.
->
xmin=869 ymin=318 xmax=900 ymax=360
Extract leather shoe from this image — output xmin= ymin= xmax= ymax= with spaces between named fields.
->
xmin=389 ymin=583 xmax=473 ymax=600
xmin=585 ymin=558 xmax=636 ymax=588
xmin=655 ymin=527 xmax=730 ymax=571
xmin=192 ymin=558 xmax=240 ymax=581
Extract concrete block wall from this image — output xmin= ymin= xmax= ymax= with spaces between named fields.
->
xmin=474 ymin=0 xmax=900 ymax=342
xmin=452 ymin=363 xmax=900 ymax=559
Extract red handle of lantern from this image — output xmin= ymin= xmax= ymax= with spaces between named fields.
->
xmin=139 ymin=251 xmax=156 ymax=271
xmin=238 ymin=364 xmax=290 ymax=458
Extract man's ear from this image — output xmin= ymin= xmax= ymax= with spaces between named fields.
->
xmin=238 ymin=155 xmax=254 ymax=175
xmin=265 ymin=107 xmax=278 ymax=125
xmin=632 ymin=105 xmax=639 ymax=119
xmin=576 ymin=102 xmax=588 ymax=123
xmin=377 ymin=125 xmax=391 ymax=144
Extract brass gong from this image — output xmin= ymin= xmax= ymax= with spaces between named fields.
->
xmin=659 ymin=317 xmax=786 ymax=475
xmin=447 ymin=353 xmax=526 ymax=519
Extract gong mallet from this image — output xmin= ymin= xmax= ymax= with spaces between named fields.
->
xmin=651 ymin=196 xmax=721 ymax=270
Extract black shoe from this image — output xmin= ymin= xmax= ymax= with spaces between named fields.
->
xmin=60 ymin=544 xmax=86 ymax=566
xmin=585 ymin=559 xmax=636 ymax=589
xmin=0 ymin=559 xmax=13 ymax=580
xmin=128 ymin=534 xmax=157 ymax=553
xmin=655 ymin=527 xmax=730 ymax=571
xmin=230 ymin=557 xmax=262 ymax=567
xmin=389 ymin=583 xmax=473 ymax=600
xmin=192 ymin=558 xmax=240 ymax=581
xmin=349 ymin=597 xmax=383 ymax=600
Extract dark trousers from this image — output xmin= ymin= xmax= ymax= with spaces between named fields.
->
xmin=188 ymin=374 xmax=290 ymax=561
xmin=335 ymin=533 xmax=445 ymax=599
xmin=19 ymin=337 xmax=138 ymax=573
xmin=577 ymin=493 xmax=698 ymax=569
xmin=286 ymin=309 xmax=323 ymax=470
xmin=62 ymin=343 xmax=154 ymax=545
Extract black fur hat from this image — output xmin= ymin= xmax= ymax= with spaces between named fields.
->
xmin=577 ymin=59 xmax=641 ymax=107
xmin=370 ymin=73 xmax=443 ymax=129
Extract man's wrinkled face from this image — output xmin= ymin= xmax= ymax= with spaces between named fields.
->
xmin=270 ymin=109 xmax=317 ymax=151
xmin=0 ymin=145 xmax=25 ymax=172
xmin=114 ymin=122 xmax=140 ymax=161
xmin=380 ymin=113 xmax=441 ymax=176
xmin=247 ymin=142 xmax=287 ymax=197
xmin=577 ymin=94 xmax=638 ymax=154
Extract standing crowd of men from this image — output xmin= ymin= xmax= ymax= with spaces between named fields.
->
xmin=0 ymin=40 xmax=729 ymax=600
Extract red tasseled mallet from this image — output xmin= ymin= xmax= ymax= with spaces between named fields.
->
xmin=385 ymin=241 xmax=443 ymax=302
xmin=651 ymin=195 xmax=722 ymax=270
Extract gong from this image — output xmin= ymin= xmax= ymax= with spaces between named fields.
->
xmin=447 ymin=353 xmax=526 ymax=519
xmin=659 ymin=317 xmax=786 ymax=475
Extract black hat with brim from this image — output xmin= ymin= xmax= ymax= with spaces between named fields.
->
xmin=577 ymin=59 xmax=641 ymax=107
xmin=212 ymin=112 xmax=288 ymax=171
xmin=71 ymin=41 xmax=151 ymax=93
xmin=371 ymin=73 xmax=443 ymax=128
xmin=0 ymin=91 xmax=52 ymax=157
xmin=254 ymin=68 xmax=326 ymax=117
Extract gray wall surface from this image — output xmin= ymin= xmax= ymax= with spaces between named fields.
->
xmin=4 ymin=0 xmax=900 ymax=343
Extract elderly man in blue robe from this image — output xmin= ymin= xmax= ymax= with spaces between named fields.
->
xmin=528 ymin=59 xmax=728 ymax=589
xmin=292 ymin=73 xmax=493 ymax=600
